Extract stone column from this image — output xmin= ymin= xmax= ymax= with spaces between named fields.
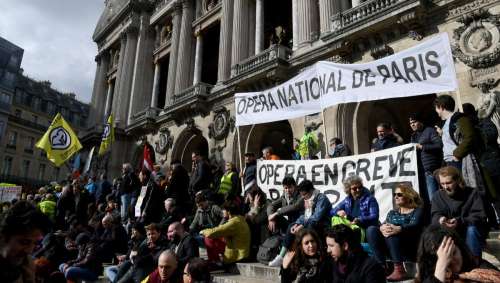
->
xmin=319 ymin=0 xmax=337 ymax=35
xmin=247 ymin=0 xmax=256 ymax=56
xmin=193 ymin=31 xmax=204 ymax=85
xmin=104 ymin=80 xmax=114 ymax=120
xmin=231 ymin=0 xmax=249 ymax=68
xmin=165 ymin=6 xmax=182 ymax=107
xmin=128 ymin=13 xmax=155 ymax=124
xmin=255 ymin=0 xmax=264 ymax=54
xmin=351 ymin=0 xmax=362 ymax=7
xmin=111 ymin=34 xmax=127 ymax=116
xmin=174 ymin=0 xmax=195 ymax=93
xmin=297 ymin=0 xmax=319 ymax=47
xmin=115 ymin=27 xmax=139 ymax=127
xmin=217 ymin=0 xmax=234 ymax=83
xmin=292 ymin=0 xmax=298 ymax=50
xmin=150 ymin=62 xmax=161 ymax=108
xmin=89 ymin=53 xmax=110 ymax=126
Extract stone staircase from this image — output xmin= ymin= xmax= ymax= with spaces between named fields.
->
xmin=212 ymin=231 xmax=500 ymax=283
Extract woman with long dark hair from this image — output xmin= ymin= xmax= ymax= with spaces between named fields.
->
xmin=416 ymin=225 xmax=500 ymax=283
xmin=281 ymin=229 xmax=326 ymax=283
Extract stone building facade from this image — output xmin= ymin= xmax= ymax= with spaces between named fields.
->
xmin=0 ymin=36 xmax=90 ymax=188
xmin=85 ymin=0 xmax=500 ymax=178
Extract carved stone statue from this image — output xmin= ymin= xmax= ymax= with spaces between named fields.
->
xmin=477 ymin=91 xmax=500 ymax=144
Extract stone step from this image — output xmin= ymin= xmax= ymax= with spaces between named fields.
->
xmin=489 ymin=231 xmax=500 ymax=239
xmin=235 ymin=262 xmax=280 ymax=281
xmin=213 ymin=274 xmax=275 ymax=283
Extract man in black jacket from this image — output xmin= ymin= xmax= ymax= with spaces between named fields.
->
xmin=325 ymin=224 xmax=385 ymax=283
xmin=121 ymin=163 xmax=140 ymax=224
xmin=241 ymin=152 xmax=257 ymax=192
xmin=431 ymin=166 xmax=487 ymax=258
xmin=167 ymin=222 xmax=199 ymax=270
xmin=188 ymin=152 xmax=212 ymax=197
xmin=409 ymin=112 xmax=443 ymax=202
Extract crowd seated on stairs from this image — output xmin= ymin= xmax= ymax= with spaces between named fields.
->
xmin=2 ymin=144 xmax=500 ymax=282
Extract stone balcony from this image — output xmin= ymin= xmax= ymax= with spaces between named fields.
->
xmin=323 ymin=0 xmax=423 ymax=41
xmin=229 ymin=44 xmax=292 ymax=84
xmin=126 ymin=107 xmax=160 ymax=135
xmin=163 ymin=82 xmax=212 ymax=125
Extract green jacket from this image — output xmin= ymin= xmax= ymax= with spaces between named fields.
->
xmin=38 ymin=200 xmax=56 ymax=221
xmin=201 ymin=215 xmax=250 ymax=263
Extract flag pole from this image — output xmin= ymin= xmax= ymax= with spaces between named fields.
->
xmin=237 ymin=126 xmax=245 ymax=192
xmin=321 ymin=109 xmax=329 ymax=157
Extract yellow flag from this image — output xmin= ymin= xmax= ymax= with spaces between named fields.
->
xmin=36 ymin=113 xmax=82 ymax=167
xmin=98 ymin=114 xmax=114 ymax=155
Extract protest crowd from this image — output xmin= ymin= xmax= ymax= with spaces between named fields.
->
xmin=2 ymin=94 xmax=500 ymax=283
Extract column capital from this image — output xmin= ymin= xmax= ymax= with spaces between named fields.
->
xmin=124 ymin=25 xmax=139 ymax=36
xmin=95 ymin=54 xmax=102 ymax=63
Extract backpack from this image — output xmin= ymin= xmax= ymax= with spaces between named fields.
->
xmin=256 ymin=235 xmax=281 ymax=264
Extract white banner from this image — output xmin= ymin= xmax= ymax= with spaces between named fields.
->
xmin=235 ymin=33 xmax=457 ymax=126
xmin=256 ymin=144 xmax=419 ymax=221
xmin=0 ymin=186 xmax=22 ymax=202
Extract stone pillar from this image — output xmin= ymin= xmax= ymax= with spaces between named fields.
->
xmin=231 ymin=0 xmax=249 ymax=68
xmin=111 ymin=34 xmax=127 ymax=117
xmin=296 ymin=0 xmax=319 ymax=47
xmin=89 ymin=53 xmax=110 ymax=126
xmin=351 ymin=0 xmax=362 ymax=7
xmin=292 ymin=0 xmax=298 ymax=50
xmin=247 ymin=0 xmax=256 ymax=56
xmin=255 ymin=0 xmax=264 ymax=54
xmin=104 ymin=80 xmax=114 ymax=120
xmin=193 ymin=32 xmax=204 ymax=85
xmin=217 ymin=0 xmax=234 ymax=83
xmin=319 ymin=0 xmax=336 ymax=35
xmin=174 ymin=0 xmax=195 ymax=93
xmin=150 ymin=62 xmax=161 ymax=108
xmin=115 ymin=27 xmax=138 ymax=127
xmin=128 ymin=13 xmax=155 ymax=124
xmin=165 ymin=6 xmax=182 ymax=107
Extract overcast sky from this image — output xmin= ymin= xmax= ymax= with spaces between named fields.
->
xmin=0 ymin=1 xmax=105 ymax=103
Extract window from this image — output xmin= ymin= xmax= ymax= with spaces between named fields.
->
xmin=0 ymin=92 xmax=10 ymax=104
xmin=8 ymin=131 xmax=17 ymax=145
xmin=14 ymin=109 xmax=21 ymax=117
xmin=2 ymin=156 xmax=13 ymax=175
xmin=22 ymin=160 xmax=30 ymax=178
xmin=47 ymin=102 xmax=54 ymax=115
xmin=25 ymin=136 xmax=34 ymax=153
xmin=33 ymin=97 xmax=41 ymax=110
xmin=32 ymin=115 xmax=38 ymax=124
xmin=41 ymin=100 xmax=48 ymax=112
xmin=38 ymin=164 xmax=46 ymax=180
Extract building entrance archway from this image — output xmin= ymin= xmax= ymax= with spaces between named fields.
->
xmin=234 ymin=121 xmax=294 ymax=168
xmin=171 ymin=128 xmax=209 ymax=172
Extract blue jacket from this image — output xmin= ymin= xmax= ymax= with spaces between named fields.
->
xmin=295 ymin=192 xmax=332 ymax=229
xmin=330 ymin=188 xmax=379 ymax=228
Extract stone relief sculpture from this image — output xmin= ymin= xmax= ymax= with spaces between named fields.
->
xmin=155 ymin=127 xmax=174 ymax=155
xmin=208 ymin=107 xmax=235 ymax=141
xmin=478 ymin=91 xmax=500 ymax=144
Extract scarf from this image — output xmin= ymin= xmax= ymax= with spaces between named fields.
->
xmin=304 ymin=189 xmax=319 ymax=220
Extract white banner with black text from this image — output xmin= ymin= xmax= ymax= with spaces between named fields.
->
xmin=256 ymin=144 xmax=419 ymax=221
xmin=235 ymin=33 xmax=457 ymax=126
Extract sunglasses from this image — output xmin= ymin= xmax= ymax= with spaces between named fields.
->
xmin=393 ymin=192 xmax=404 ymax=198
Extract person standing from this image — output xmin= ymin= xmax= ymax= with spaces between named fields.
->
xmin=121 ymin=163 xmax=140 ymax=224
xmin=188 ymin=152 xmax=212 ymax=198
xmin=240 ymin=152 xmax=257 ymax=193
xmin=409 ymin=112 xmax=443 ymax=201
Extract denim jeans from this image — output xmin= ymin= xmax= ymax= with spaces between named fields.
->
xmin=105 ymin=265 xmax=119 ymax=283
xmin=425 ymin=171 xmax=439 ymax=201
xmin=120 ymin=193 xmax=131 ymax=222
xmin=59 ymin=263 xmax=98 ymax=281
xmin=366 ymin=226 xmax=411 ymax=263
xmin=465 ymin=225 xmax=483 ymax=257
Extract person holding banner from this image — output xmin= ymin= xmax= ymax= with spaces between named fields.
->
xmin=409 ymin=112 xmax=443 ymax=201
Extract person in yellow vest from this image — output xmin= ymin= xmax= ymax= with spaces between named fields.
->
xmin=38 ymin=193 xmax=56 ymax=222
xmin=217 ymin=162 xmax=240 ymax=199
xmin=200 ymin=200 xmax=250 ymax=265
